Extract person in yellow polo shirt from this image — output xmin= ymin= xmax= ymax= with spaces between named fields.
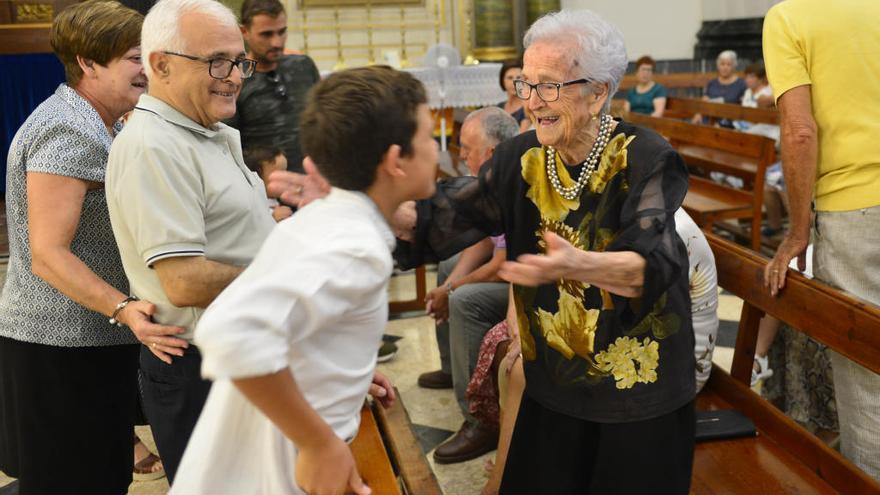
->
xmin=762 ymin=0 xmax=880 ymax=481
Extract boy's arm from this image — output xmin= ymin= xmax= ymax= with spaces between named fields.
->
xmin=234 ymin=369 xmax=371 ymax=495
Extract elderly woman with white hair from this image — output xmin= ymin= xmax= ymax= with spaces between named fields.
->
xmin=691 ymin=49 xmax=747 ymax=127
xmin=392 ymin=9 xmax=695 ymax=493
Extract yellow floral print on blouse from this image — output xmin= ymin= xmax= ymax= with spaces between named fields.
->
xmin=521 ymin=147 xmax=580 ymax=222
xmin=536 ymin=291 xmax=601 ymax=360
xmin=594 ymin=336 xmax=660 ymax=389
xmin=537 ymin=218 xmax=588 ymax=300
xmin=588 ymin=134 xmax=636 ymax=194
xmin=519 ymin=130 xmax=668 ymax=390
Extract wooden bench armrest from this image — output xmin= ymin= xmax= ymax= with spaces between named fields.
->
xmin=352 ymin=390 xmax=443 ymax=495
xmin=374 ymin=389 xmax=443 ymax=495
xmin=352 ymin=404 xmax=402 ymax=494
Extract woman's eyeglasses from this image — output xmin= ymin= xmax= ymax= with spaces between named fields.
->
xmin=513 ymin=78 xmax=592 ymax=102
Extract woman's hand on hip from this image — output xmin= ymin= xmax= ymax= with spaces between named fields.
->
xmin=118 ymin=300 xmax=187 ymax=364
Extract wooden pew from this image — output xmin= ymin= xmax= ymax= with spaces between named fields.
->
xmin=695 ymin=234 xmax=880 ymax=494
xmin=665 ymin=96 xmax=779 ymax=125
xmin=626 ymin=112 xmax=776 ymax=250
xmin=351 ymin=389 xmax=443 ymax=495
xmin=618 ymin=72 xmax=719 ymax=93
xmin=389 ymin=266 xmax=428 ymax=315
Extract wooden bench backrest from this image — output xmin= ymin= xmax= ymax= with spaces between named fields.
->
xmin=666 ymin=97 xmax=780 ymax=125
xmin=708 ymin=234 xmax=880 ymax=383
xmin=626 ymin=112 xmax=774 ymax=160
xmin=619 ymin=72 xmax=720 ymax=91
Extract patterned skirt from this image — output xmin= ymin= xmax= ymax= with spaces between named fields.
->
xmin=762 ymin=324 xmax=839 ymax=433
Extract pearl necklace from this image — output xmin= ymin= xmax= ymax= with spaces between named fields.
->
xmin=545 ymin=114 xmax=614 ymax=201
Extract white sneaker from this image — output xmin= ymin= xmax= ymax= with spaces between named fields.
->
xmin=751 ymin=354 xmax=773 ymax=386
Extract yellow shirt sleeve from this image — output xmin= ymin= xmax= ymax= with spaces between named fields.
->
xmin=762 ymin=4 xmax=812 ymax=102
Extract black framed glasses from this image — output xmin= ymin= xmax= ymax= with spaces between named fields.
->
xmin=163 ymin=51 xmax=257 ymax=80
xmin=513 ymin=78 xmax=592 ymax=102
xmin=267 ymin=71 xmax=287 ymax=99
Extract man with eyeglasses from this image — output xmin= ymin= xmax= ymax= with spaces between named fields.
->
xmin=228 ymin=0 xmax=320 ymax=173
xmin=105 ymin=0 xmax=276 ymax=483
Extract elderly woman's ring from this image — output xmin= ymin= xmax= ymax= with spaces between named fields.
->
xmin=151 ymin=342 xmax=157 ymax=349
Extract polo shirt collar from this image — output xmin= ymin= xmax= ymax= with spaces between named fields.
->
xmin=134 ymin=94 xmax=220 ymax=138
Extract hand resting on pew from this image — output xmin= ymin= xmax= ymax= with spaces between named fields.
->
xmin=369 ymin=370 xmax=396 ymax=409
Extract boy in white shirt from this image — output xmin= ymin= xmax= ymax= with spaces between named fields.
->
xmin=170 ymin=66 xmax=438 ymax=495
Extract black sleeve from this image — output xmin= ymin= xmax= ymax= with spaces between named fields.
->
xmin=395 ymin=152 xmax=507 ymax=269
xmin=606 ymin=148 xmax=689 ymax=326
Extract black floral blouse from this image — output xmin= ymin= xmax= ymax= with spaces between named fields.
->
xmin=397 ymin=120 xmax=696 ymax=422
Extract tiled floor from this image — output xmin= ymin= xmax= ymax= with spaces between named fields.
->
xmin=0 ymin=268 xmax=744 ymax=495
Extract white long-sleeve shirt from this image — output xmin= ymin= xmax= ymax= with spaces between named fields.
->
xmin=171 ymin=188 xmax=395 ymax=494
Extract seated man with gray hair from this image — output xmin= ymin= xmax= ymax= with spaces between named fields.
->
xmin=420 ymin=106 xmax=519 ymax=464
xmin=106 ymin=0 xmax=276 ymax=482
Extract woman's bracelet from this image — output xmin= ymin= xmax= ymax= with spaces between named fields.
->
xmin=109 ymin=296 xmax=139 ymax=327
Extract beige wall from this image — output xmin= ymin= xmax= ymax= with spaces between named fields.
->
xmin=281 ymin=0 xmax=782 ymax=71
xmin=560 ymin=0 xmax=703 ymax=61
xmin=702 ymin=0 xmax=779 ymax=20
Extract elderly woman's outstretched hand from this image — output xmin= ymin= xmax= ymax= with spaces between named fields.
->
xmin=499 ymin=231 xmax=578 ymax=286
xmin=266 ymin=156 xmax=331 ymax=209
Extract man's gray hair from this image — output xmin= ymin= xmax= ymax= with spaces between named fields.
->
xmin=717 ymin=50 xmax=738 ymax=65
xmin=523 ymin=9 xmax=627 ymax=113
xmin=142 ymin=0 xmax=239 ymax=80
xmin=464 ymin=106 xmax=519 ymax=147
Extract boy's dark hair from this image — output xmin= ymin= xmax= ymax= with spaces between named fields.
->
xmin=499 ymin=58 xmax=523 ymax=91
xmin=240 ymin=0 xmax=284 ymax=26
xmin=744 ymin=62 xmax=767 ymax=80
xmin=243 ymin=146 xmax=283 ymax=174
xmin=300 ymin=65 xmax=427 ymax=192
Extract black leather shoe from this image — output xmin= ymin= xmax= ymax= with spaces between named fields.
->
xmin=417 ymin=369 xmax=453 ymax=389
xmin=433 ymin=421 xmax=498 ymax=464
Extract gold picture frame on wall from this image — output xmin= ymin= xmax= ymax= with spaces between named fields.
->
xmin=299 ymin=0 xmax=422 ymax=7
xmin=0 ymin=0 xmax=78 ymax=54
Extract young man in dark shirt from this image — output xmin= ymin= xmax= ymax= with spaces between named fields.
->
xmin=228 ymin=0 xmax=320 ymax=173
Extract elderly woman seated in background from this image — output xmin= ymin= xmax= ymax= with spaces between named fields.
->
xmin=624 ymin=55 xmax=667 ymax=117
xmin=691 ymin=49 xmax=747 ymax=127
xmin=393 ymin=9 xmax=696 ymax=493
xmin=0 ymin=1 xmax=183 ymax=492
